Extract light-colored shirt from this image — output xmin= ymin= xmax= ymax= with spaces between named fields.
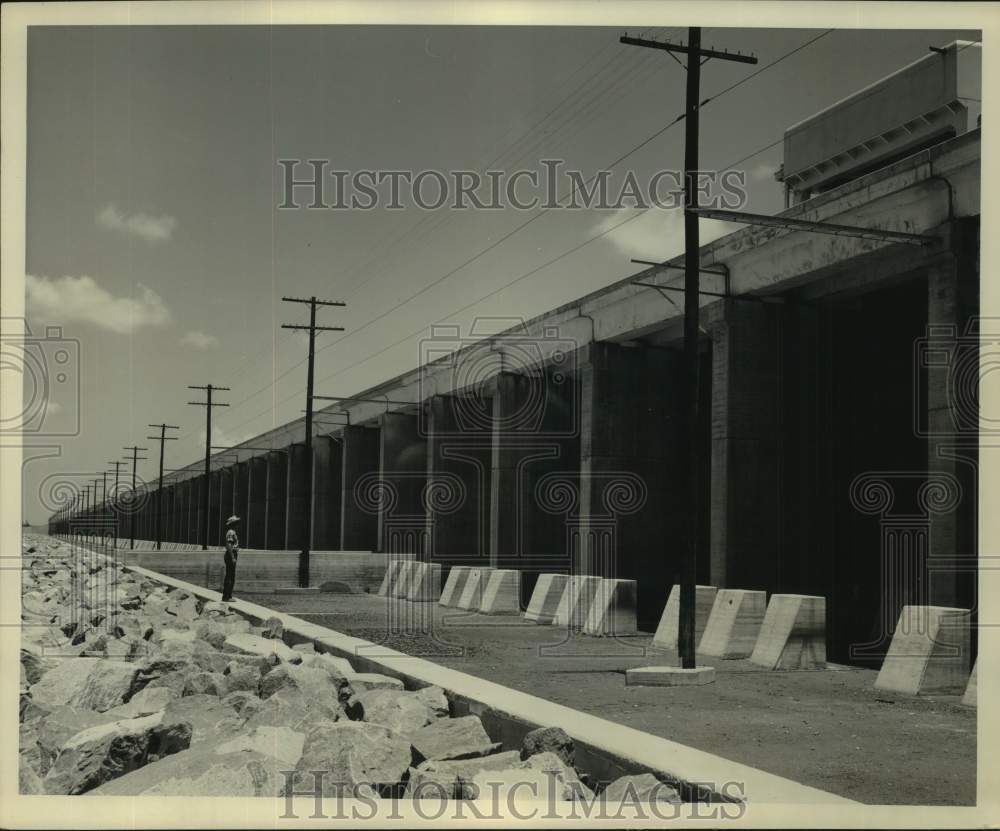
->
xmin=225 ymin=528 xmax=239 ymax=555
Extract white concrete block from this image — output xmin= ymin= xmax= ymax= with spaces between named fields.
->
xmin=377 ymin=560 xmax=404 ymax=597
xmin=583 ymin=579 xmax=637 ymax=636
xmin=699 ymin=589 xmax=767 ymax=659
xmin=392 ymin=561 xmax=419 ymax=598
xmin=750 ymin=594 xmax=826 ymax=670
xmin=524 ymin=574 xmax=569 ymax=624
xmin=478 ymin=569 xmax=521 ymax=615
xmin=874 ymin=605 xmax=971 ymax=695
xmin=407 ymin=563 xmax=442 ymax=602
xmin=652 ymin=585 xmax=718 ymax=652
xmin=552 ymin=575 xmax=602 ymax=629
xmin=439 ymin=566 xmax=472 ymax=607
xmin=456 ymin=567 xmax=495 ymax=610
xmin=962 ymin=660 xmax=977 ymax=707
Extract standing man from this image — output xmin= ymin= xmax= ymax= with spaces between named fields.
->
xmin=222 ymin=514 xmax=240 ymax=601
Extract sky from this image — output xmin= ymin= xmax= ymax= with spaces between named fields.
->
xmin=20 ymin=24 xmax=979 ymax=523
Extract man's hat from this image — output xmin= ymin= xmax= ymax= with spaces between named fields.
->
xmin=225 ymin=515 xmax=241 ymax=526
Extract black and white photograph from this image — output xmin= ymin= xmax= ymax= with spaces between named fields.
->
xmin=1 ymin=1 xmax=996 ymax=826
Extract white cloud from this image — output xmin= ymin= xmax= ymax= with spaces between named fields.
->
xmin=25 ymin=274 xmax=172 ymax=335
xmin=97 ymin=204 xmax=177 ymax=243
xmin=180 ymin=330 xmax=219 ymax=350
xmin=198 ymin=426 xmax=255 ymax=451
xmin=594 ymin=207 xmax=744 ymax=263
xmin=595 ymin=207 xmax=684 ymax=262
xmin=750 ymin=163 xmax=776 ymax=183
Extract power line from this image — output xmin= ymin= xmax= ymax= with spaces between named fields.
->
xmin=213 ymin=27 xmax=678 ymax=425
xmin=187 ymin=384 xmax=230 ymax=550
xmin=210 ymin=29 xmax=837 ymax=440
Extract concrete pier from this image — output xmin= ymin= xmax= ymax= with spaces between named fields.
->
xmin=340 ymin=425 xmax=381 ymax=551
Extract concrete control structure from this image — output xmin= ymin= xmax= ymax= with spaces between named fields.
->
xmin=52 ymin=44 xmax=981 ymax=668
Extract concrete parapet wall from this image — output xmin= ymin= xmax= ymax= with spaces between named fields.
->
xmin=122 ymin=548 xmax=387 ymax=594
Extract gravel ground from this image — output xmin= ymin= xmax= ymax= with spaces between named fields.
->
xmin=239 ymin=589 xmax=977 ymax=806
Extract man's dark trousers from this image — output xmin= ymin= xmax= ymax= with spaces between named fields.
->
xmin=222 ymin=551 xmax=238 ymax=600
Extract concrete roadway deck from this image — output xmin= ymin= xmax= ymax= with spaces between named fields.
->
xmin=238 ymin=590 xmax=976 ymax=806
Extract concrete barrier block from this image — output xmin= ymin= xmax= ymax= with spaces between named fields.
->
xmin=874 ymin=605 xmax=972 ymax=695
xmin=699 ymin=589 xmax=767 ymax=659
xmin=456 ymin=567 xmax=495 ymax=610
xmin=553 ymin=575 xmax=602 ymax=629
xmin=439 ymin=566 xmax=472 ymax=607
xmin=479 ymin=569 xmax=521 ymax=615
xmin=750 ymin=594 xmax=826 ymax=670
xmin=377 ymin=560 xmax=404 ymax=597
xmin=524 ymin=574 xmax=569 ymax=624
xmin=963 ymin=661 xmax=977 ymax=707
xmin=407 ymin=563 xmax=442 ymax=602
xmin=392 ymin=561 xmax=419 ymax=598
xmin=583 ymin=579 xmax=637 ymax=636
xmin=652 ymin=584 xmax=717 ymax=651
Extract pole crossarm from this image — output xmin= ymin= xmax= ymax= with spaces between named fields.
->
xmin=690 ymin=208 xmax=939 ymax=246
xmin=281 ymin=324 xmax=345 ymax=332
xmin=619 ymin=35 xmax=758 ymax=64
xmin=281 ymin=296 xmax=346 ymax=307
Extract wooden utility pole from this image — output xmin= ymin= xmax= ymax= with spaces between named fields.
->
xmin=187 ymin=385 xmax=230 ymax=550
xmin=122 ymin=446 xmax=148 ymax=550
xmin=107 ymin=460 xmax=125 ymax=549
xmin=147 ymin=423 xmax=179 ymax=551
xmin=620 ymin=28 xmax=756 ymax=670
xmin=281 ymin=296 xmax=345 ymax=587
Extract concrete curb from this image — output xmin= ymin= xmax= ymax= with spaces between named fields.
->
xmin=119 ymin=558 xmax=859 ymax=806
